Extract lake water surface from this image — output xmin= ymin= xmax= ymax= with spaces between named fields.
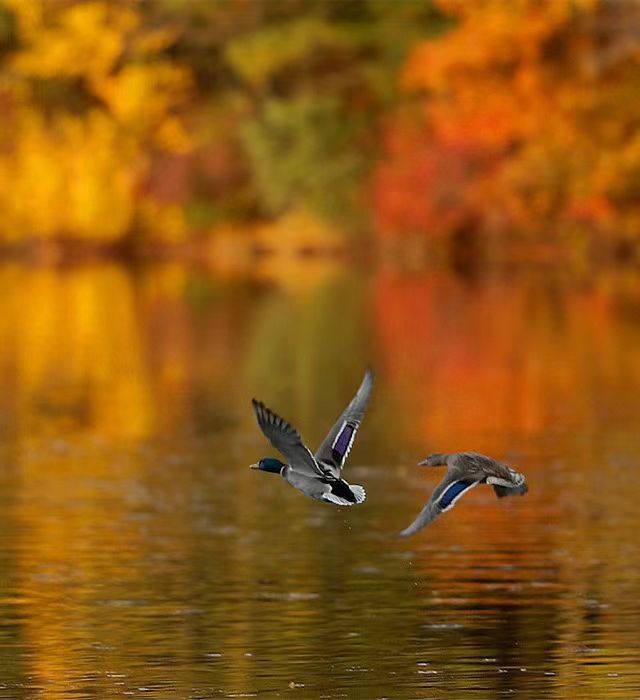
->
xmin=0 ymin=261 xmax=639 ymax=698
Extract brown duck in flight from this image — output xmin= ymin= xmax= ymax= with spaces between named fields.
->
xmin=398 ymin=451 xmax=528 ymax=537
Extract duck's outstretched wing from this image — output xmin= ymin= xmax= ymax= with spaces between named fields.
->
xmin=397 ymin=470 xmax=481 ymax=537
xmin=252 ymin=400 xmax=323 ymax=478
xmin=314 ymin=368 xmax=374 ymax=478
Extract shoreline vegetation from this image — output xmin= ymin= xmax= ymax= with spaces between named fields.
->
xmin=2 ymin=1 xmax=640 ymax=267
xmin=2 ymin=221 xmax=638 ymax=272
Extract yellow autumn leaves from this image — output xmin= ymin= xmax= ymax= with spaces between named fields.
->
xmin=3 ymin=0 xmax=640 ymax=256
xmin=0 ymin=1 xmax=191 ymax=244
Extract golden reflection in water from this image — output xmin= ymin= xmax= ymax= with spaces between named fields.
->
xmin=0 ymin=261 xmax=639 ymax=696
xmin=0 ymin=265 xmax=149 ymax=696
xmin=0 ymin=264 xmax=154 ymax=444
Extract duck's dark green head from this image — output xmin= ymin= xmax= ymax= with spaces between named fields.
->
xmin=250 ymin=457 xmax=285 ymax=474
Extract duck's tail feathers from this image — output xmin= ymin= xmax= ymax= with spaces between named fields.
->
xmin=493 ymin=482 xmax=529 ymax=499
xmin=349 ymin=484 xmax=366 ymax=504
xmin=323 ymin=492 xmax=356 ymax=506
xmin=322 ymin=484 xmax=366 ymax=506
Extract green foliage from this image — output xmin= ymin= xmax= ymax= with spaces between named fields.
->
xmin=224 ymin=1 xmax=448 ymax=226
xmin=241 ymin=96 xmax=365 ymax=220
xmin=225 ymin=17 xmax=351 ymax=90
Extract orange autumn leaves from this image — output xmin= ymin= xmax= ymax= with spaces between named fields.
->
xmin=2 ymin=0 xmax=640 ymax=256
xmin=374 ymin=0 xmax=640 ymax=251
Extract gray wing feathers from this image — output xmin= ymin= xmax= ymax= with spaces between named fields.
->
xmin=314 ymin=368 xmax=374 ymax=476
xmin=397 ymin=500 xmax=441 ymax=537
xmin=397 ymin=470 xmax=461 ymax=537
xmin=251 ymin=400 xmax=322 ymax=477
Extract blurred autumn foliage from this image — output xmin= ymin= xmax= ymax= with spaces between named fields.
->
xmin=1 ymin=0 xmax=640 ymax=260
xmin=375 ymin=0 xmax=640 ymax=259
xmin=0 ymin=0 xmax=434 ymax=256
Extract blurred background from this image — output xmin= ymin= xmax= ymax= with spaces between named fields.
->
xmin=4 ymin=0 xmax=640 ymax=263
xmin=1 ymin=1 xmax=640 ymax=698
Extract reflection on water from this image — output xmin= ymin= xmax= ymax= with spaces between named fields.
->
xmin=0 ymin=262 xmax=640 ymax=698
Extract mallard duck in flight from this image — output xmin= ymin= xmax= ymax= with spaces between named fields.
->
xmin=250 ymin=369 xmax=374 ymax=506
xmin=398 ymin=451 xmax=528 ymax=537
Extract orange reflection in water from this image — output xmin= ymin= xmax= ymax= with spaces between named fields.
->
xmin=0 ymin=261 xmax=638 ymax=696
xmin=372 ymin=264 xmax=640 ymax=695
xmin=373 ymin=266 xmax=640 ymax=451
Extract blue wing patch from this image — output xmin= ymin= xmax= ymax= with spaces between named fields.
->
xmin=439 ymin=479 xmax=476 ymax=509
xmin=331 ymin=421 xmax=356 ymax=465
